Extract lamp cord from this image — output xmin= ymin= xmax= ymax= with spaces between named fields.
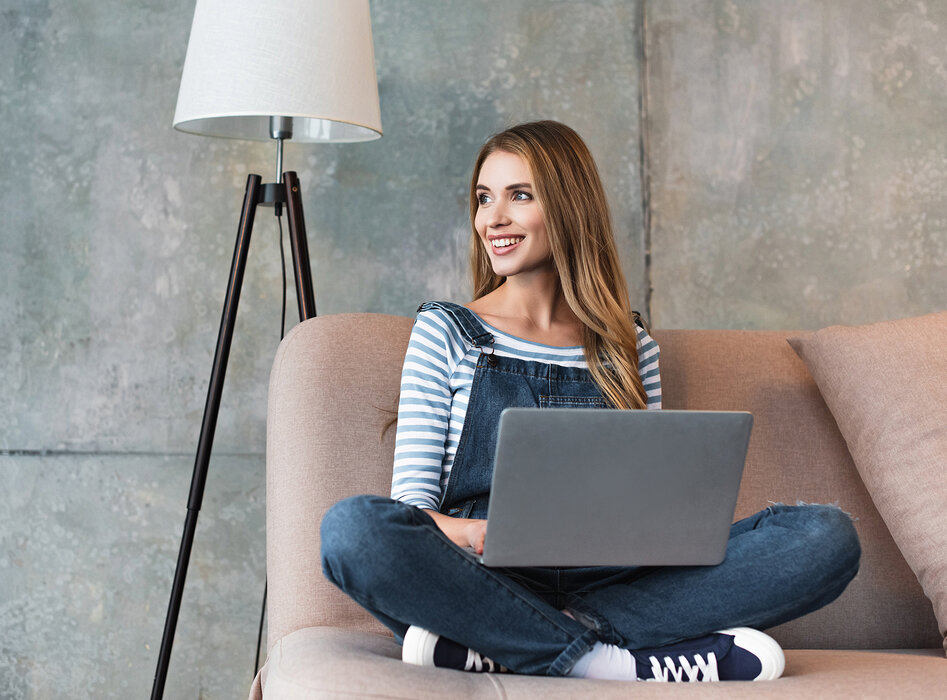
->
xmin=254 ymin=209 xmax=288 ymax=680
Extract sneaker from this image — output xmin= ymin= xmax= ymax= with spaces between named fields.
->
xmin=633 ymin=627 xmax=785 ymax=682
xmin=402 ymin=625 xmax=508 ymax=673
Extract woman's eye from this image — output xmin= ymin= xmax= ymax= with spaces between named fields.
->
xmin=478 ymin=193 xmax=492 ymax=205
xmin=513 ymin=190 xmax=532 ymax=201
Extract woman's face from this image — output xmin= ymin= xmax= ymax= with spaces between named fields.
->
xmin=474 ymin=151 xmax=553 ymax=280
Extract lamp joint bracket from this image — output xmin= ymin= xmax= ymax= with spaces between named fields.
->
xmin=258 ymin=182 xmax=287 ymax=207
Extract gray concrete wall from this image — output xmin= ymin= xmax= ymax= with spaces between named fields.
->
xmin=0 ymin=0 xmax=943 ymax=697
xmin=646 ymin=1 xmax=946 ymax=328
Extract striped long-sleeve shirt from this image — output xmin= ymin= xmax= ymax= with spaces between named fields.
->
xmin=390 ymin=306 xmax=662 ymax=510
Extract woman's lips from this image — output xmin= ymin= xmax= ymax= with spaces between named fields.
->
xmin=489 ymin=237 xmax=524 ymax=256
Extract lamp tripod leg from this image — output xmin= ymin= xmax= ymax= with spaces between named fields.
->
xmin=152 ymin=174 xmax=263 ymax=700
xmin=284 ymin=171 xmax=317 ymax=321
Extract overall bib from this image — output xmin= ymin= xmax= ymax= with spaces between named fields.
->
xmin=423 ymin=301 xmax=609 ymax=522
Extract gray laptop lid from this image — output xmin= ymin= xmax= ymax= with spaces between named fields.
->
xmin=480 ymin=408 xmax=752 ymax=567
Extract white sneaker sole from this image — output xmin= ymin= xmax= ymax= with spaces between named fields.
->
xmin=402 ymin=625 xmax=439 ymax=667
xmin=718 ymin=627 xmax=786 ymax=680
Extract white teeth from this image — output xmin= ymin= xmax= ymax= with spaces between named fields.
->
xmin=492 ymin=237 xmax=524 ymax=248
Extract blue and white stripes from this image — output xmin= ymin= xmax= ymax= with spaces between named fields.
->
xmin=391 ymin=307 xmax=662 ymax=510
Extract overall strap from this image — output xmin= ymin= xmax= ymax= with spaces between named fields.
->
xmin=417 ymin=301 xmax=495 ymax=349
xmin=632 ymin=309 xmax=651 ymax=336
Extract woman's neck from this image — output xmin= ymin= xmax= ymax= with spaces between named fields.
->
xmin=469 ymin=272 xmax=583 ymax=346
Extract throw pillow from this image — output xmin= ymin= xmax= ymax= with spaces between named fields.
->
xmin=788 ymin=312 xmax=947 ymax=655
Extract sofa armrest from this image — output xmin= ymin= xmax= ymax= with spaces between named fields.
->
xmin=266 ymin=313 xmax=413 ymax=649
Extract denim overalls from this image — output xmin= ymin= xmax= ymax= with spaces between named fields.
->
xmin=422 ymin=301 xmax=609 ymax=522
xmin=320 ymin=303 xmax=862 ymax=676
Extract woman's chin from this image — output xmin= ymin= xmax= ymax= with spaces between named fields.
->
xmin=490 ymin=262 xmax=518 ymax=278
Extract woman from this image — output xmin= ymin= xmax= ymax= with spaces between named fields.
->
xmin=321 ymin=121 xmax=860 ymax=682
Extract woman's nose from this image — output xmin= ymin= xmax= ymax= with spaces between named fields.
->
xmin=488 ymin=201 xmax=510 ymax=228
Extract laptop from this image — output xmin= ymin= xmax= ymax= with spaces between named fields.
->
xmin=478 ymin=408 xmax=752 ymax=567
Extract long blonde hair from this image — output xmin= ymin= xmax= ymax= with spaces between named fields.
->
xmin=469 ymin=121 xmax=648 ymax=410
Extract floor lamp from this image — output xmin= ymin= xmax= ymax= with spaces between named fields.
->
xmin=152 ymin=1 xmax=382 ymax=698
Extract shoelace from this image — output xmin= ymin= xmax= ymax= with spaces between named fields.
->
xmin=646 ymin=651 xmax=719 ymax=682
xmin=464 ymin=649 xmax=504 ymax=673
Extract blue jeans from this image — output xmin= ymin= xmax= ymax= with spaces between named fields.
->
xmin=322 ymin=495 xmax=860 ymax=676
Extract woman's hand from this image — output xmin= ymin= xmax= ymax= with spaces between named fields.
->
xmin=422 ymin=509 xmax=488 ymax=555
xmin=459 ymin=518 xmax=488 ymax=554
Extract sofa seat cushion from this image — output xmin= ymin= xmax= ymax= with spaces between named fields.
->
xmin=259 ymin=626 xmax=947 ymax=699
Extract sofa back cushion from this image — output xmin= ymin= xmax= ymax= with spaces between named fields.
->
xmin=266 ymin=315 xmax=941 ymax=650
xmin=788 ymin=312 xmax=947 ymax=655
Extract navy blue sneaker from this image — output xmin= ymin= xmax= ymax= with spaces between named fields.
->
xmin=632 ymin=627 xmax=785 ymax=682
xmin=402 ymin=626 xmax=508 ymax=673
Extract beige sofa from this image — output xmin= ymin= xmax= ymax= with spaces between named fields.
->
xmin=250 ymin=312 xmax=946 ymax=698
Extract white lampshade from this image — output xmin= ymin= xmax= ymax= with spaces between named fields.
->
xmin=173 ymin=0 xmax=382 ymax=142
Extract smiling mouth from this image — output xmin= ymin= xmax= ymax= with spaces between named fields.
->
xmin=491 ymin=237 xmax=524 ymax=249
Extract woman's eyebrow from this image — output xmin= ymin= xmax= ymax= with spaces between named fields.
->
xmin=476 ymin=182 xmax=533 ymax=191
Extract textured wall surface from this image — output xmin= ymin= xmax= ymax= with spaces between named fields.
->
xmin=0 ymin=454 xmax=264 ymax=699
xmin=1 ymin=0 xmax=945 ymax=697
xmin=646 ymin=0 xmax=946 ymax=328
